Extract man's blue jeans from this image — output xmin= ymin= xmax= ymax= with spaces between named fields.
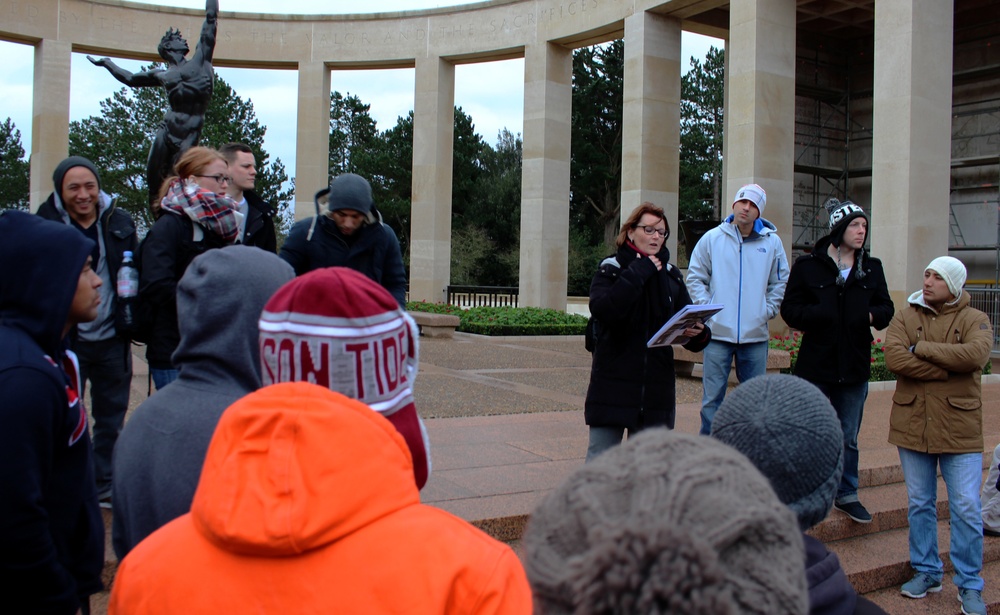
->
xmin=586 ymin=426 xmax=635 ymax=463
xmin=813 ymin=381 xmax=868 ymax=503
xmin=898 ymin=447 xmax=984 ymax=591
xmin=150 ymin=368 xmax=179 ymax=391
xmin=699 ymin=340 xmax=768 ymax=435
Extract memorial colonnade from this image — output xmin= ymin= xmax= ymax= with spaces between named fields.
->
xmin=5 ymin=0 xmax=955 ymax=308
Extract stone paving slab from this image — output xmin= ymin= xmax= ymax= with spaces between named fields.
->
xmin=84 ymin=336 xmax=1000 ymax=614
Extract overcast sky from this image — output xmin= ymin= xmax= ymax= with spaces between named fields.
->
xmin=0 ymin=0 xmax=723 ymax=188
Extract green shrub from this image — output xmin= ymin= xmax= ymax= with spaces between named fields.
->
xmin=406 ymin=303 xmax=588 ymax=336
xmin=769 ymin=332 xmax=991 ymax=382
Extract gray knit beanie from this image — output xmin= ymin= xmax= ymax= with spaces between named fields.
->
xmin=712 ymin=374 xmax=844 ymax=530
xmin=315 ymin=173 xmax=374 ymax=215
xmin=524 ymin=429 xmax=808 ymax=615
xmin=52 ymin=156 xmax=102 ymax=195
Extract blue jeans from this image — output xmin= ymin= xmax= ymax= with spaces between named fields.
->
xmin=75 ymin=338 xmax=132 ymax=499
xmin=586 ymin=426 xmax=636 ymax=463
xmin=150 ymin=368 xmax=179 ymax=391
xmin=699 ymin=340 xmax=768 ymax=435
xmin=814 ymin=381 xmax=868 ymax=503
xmin=898 ymin=447 xmax=984 ymax=591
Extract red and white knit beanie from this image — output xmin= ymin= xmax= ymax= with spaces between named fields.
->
xmin=259 ymin=267 xmax=419 ymax=415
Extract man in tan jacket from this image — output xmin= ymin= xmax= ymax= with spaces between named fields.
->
xmin=885 ymin=256 xmax=992 ymax=615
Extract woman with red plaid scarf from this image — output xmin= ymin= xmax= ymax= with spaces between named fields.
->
xmin=139 ymin=146 xmax=241 ymax=389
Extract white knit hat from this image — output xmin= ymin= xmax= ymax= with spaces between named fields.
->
xmin=733 ymin=183 xmax=766 ymax=216
xmin=925 ymin=256 xmax=967 ymax=299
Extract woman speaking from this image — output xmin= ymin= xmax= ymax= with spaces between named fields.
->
xmin=585 ymin=203 xmax=711 ymax=461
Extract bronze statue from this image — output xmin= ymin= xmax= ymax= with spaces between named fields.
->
xmin=88 ymin=0 xmax=219 ymax=205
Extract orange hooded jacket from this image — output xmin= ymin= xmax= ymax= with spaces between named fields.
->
xmin=109 ymin=382 xmax=532 ymax=614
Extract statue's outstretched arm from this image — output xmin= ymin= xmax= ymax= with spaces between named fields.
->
xmin=87 ymin=55 xmax=161 ymax=88
xmin=195 ymin=0 xmax=219 ymax=64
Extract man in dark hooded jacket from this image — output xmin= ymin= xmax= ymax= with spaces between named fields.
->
xmin=0 ymin=211 xmax=105 ymax=614
xmin=279 ymin=173 xmax=407 ymax=306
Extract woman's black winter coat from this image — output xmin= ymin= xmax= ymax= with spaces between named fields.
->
xmin=780 ymin=235 xmax=894 ymax=385
xmin=585 ymin=244 xmax=710 ymax=431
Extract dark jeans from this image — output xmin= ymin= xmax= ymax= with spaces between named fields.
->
xmin=814 ymin=380 xmax=868 ymax=503
xmin=75 ymin=337 xmax=132 ymax=499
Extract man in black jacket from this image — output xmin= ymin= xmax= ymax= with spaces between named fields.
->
xmin=279 ymin=173 xmax=407 ymax=306
xmin=37 ymin=156 xmax=138 ymax=508
xmin=220 ymin=142 xmax=277 ymax=252
xmin=780 ymin=198 xmax=894 ymax=525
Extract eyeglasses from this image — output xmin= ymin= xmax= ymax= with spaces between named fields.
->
xmin=634 ymin=225 xmax=668 ymax=238
xmin=195 ymin=174 xmax=231 ymax=185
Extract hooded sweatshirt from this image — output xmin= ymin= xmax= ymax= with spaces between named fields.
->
xmin=109 ymin=382 xmax=532 ymax=614
xmin=111 ymin=246 xmax=294 ymax=559
xmin=0 ymin=211 xmax=104 ymax=614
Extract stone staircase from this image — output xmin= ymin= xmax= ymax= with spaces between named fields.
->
xmin=819 ymin=454 xmax=1000 ymax=614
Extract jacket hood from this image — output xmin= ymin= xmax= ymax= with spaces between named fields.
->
xmin=47 ymin=190 xmax=113 ymax=225
xmin=906 ymin=288 xmax=969 ymax=314
xmin=172 ymin=246 xmax=295 ymax=390
xmin=722 ymin=214 xmax=778 ymax=236
xmin=190 ymin=382 xmax=420 ymax=556
xmin=0 ymin=211 xmax=94 ymax=354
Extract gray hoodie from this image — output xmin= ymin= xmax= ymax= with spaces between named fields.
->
xmin=111 ymin=245 xmax=294 ymax=559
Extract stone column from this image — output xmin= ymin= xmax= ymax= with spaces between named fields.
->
xmin=409 ymin=55 xmax=455 ymax=303
xmin=29 ymin=39 xmax=72 ymax=212
xmin=621 ymin=11 xmax=682 ymax=258
xmin=871 ymin=0 xmax=954 ymax=303
xmin=519 ymin=42 xmax=572 ymax=309
xmin=725 ymin=0 xmax=796 ymax=261
xmin=294 ymin=60 xmax=331 ymax=221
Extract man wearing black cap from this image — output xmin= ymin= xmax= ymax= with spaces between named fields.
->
xmin=781 ymin=198 xmax=894 ymax=525
xmin=279 ymin=173 xmax=407 ymax=306
xmin=37 ymin=156 xmax=138 ymax=509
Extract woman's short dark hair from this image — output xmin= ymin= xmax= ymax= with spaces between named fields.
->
xmin=616 ymin=202 xmax=669 ymax=248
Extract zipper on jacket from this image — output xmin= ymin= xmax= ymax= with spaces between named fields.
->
xmin=737 ymin=238 xmax=744 ymax=342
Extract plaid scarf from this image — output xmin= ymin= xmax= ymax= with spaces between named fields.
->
xmin=159 ymin=178 xmax=242 ymax=244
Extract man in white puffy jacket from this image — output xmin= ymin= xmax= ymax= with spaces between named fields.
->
xmin=686 ymin=183 xmax=788 ymax=435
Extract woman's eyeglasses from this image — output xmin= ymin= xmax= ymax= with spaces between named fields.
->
xmin=635 ymin=225 xmax=668 ymax=238
xmin=195 ymin=174 xmax=231 ymax=185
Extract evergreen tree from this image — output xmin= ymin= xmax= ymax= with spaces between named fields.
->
xmin=571 ymin=40 xmax=624 ymax=251
xmin=0 ymin=118 xmax=30 ymax=211
xmin=680 ymin=46 xmax=725 ymax=221
xmin=328 ymin=91 xmax=380 ymax=178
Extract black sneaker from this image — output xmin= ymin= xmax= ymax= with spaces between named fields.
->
xmin=834 ymin=500 xmax=872 ymax=523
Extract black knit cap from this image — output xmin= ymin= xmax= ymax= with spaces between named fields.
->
xmin=825 ymin=198 xmax=867 ymax=248
xmin=52 ymin=156 xmax=102 ymax=196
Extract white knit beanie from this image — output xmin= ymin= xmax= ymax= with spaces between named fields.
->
xmin=926 ymin=256 xmax=967 ymax=299
xmin=733 ymin=183 xmax=766 ymax=216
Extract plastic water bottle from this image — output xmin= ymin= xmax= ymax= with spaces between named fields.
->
xmin=117 ymin=251 xmax=139 ymax=330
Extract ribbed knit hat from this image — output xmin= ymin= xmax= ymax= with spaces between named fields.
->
xmin=711 ymin=374 xmax=843 ymax=530
xmin=315 ymin=173 xmax=374 ymax=215
xmin=52 ymin=156 xmax=101 ymax=195
xmin=258 ymin=267 xmax=429 ymax=487
xmin=733 ymin=183 xmax=766 ymax=216
xmin=925 ymin=256 xmax=967 ymax=299
xmin=524 ymin=429 xmax=808 ymax=615
xmin=825 ymin=198 xmax=868 ymax=248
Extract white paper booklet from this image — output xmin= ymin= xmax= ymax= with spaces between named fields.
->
xmin=646 ymin=303 xmax=724 ymax=348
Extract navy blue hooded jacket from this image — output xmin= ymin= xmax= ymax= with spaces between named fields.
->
xmin=0 ymin=211 xmax=105 ymax=613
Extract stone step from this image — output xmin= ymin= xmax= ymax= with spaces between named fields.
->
xmin=828 ymin=519 xmax=1000 ymax=595
xmin=862 ymin=552 xmax=1000 ymax=614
